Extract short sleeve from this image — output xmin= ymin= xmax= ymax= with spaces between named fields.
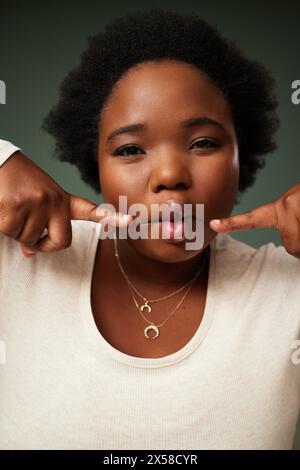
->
xmin=268 ymin=243 xmax=300 ymax=283
xmin=265 ymin=242 xmax=300 ymax=330
xmin=0 ymin=140 xmax=21 ymax=166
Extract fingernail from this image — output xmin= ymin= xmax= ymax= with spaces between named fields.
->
xmin=23 ymin=245 xmax=36 ymax=254
xmin=96 ymin=207 xmax=110 ymax=218
xmin=24 ymin=251 xmax=36 ymax=257
xmin=211 ymin=219 xmax=221 ymax=225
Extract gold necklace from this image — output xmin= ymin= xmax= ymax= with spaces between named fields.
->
xmin=113 ymin=234 xmax=204 ymax=313
xmin=113 ymin=235 xmax=209 ymax=339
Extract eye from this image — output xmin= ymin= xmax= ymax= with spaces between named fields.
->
xmin=189 ymin=138 xmax=220 ymax=150
xmin=113 ymin=145 xmax=144 ymax=157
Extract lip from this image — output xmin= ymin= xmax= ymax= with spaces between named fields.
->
xmin=129 ymin=198 xmax=198 ymax=243
xmin=160 ymin=218 xmax=196 ymax=243
xmin=141 ymin=199 xmax=195 ymax=224
xmin=162 ymin=199 xmax=187 ymax=222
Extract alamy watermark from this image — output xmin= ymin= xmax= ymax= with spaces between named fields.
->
xmin=291 ymin=339 xmax=300 ymax=365
xmin=291 ymin=80 xmax=300 ymax=105
xmin=0 ymin=80 xmax=6 ymax=104
xmin=94 ymin=196 xmax=205 ymax=250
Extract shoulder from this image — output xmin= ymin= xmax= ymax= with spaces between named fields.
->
xmin=213 ymin=232 xmax=300 ymax=293
xmin=42 ymin=219 xmax=99 ymax=272
xmin=69 ymin=219 xmax=98 ymax=249
xmin=217 ymin=231 xmax=300 ymax=267
xmin=0 ymin=220 xmax=99 ymax=284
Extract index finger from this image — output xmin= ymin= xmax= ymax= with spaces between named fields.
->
xmin=68 ymin=194 xmax=133 ymax=226
xmin=209 ymin=201 xmax=279 ymax=232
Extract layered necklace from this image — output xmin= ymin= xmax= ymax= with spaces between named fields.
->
xmin=113 ymin=234 xmax=209 ymax=339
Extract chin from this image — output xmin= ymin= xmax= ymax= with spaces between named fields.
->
xmin=128 ymin=237 xmax=205 ymax=264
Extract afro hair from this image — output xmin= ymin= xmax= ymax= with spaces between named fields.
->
xmin=43 ymin=8 xmax=279 ymax=198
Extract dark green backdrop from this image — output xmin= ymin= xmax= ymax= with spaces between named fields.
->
xmin=1 ymin=0 xmax=300 ymax=449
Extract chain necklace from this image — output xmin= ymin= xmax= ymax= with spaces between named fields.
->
xmin=114 ymin=234 xmax=205 ymax=313
xmin=113 ymin=234 xmax=209 ymax=339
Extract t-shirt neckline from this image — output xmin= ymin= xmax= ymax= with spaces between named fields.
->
xmin=80 ymin=226 xmax=218 ymax=369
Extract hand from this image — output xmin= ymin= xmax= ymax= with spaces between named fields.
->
xmin=0 ymin=151 xmax=133 ymax=257
xmin=209 ymin=183 xmax=300 ymax=259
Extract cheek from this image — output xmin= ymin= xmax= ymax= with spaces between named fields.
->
xmin=99 ymin=160 xmax=116 ymax=203
xmin=193 ymin=151 xmax=239 ymax=218
xmin=99 ymin=159 xmax=145 ymax=205
xmin=213 ymin=153 xmax=239 ymax=196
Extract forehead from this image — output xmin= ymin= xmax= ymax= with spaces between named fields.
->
xmin=100 ymin=59 xmax=232 ymax=129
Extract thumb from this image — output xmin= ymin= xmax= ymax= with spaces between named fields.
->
xmin=68 ymin=194 xmax=133 ymax=226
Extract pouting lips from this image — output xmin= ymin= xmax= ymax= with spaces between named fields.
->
xmin=141 ymin=214 xmax=196 ymax=224
xmin=135 ymin=200 xmax=196 ymax=224
xmin=159 ymin=214 xmax=194 ymax=222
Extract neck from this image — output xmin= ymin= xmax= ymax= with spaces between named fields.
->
xmin=111 ymin=236 xmax=210 ymax=296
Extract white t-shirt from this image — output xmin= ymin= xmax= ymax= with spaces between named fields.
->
xmin=0 ymin=139 xmax=20 ymax=165
xmin=0 ymin=215 xmax=299 ymax=450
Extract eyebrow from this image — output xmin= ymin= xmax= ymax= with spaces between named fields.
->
xmin=106 ymin=116 xmax=225 ymax=143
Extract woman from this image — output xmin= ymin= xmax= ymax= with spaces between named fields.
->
xmin=0 ymin=9 xmax=299 ymax=450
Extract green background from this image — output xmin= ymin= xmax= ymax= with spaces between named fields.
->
xmin=1 ymin=0 xmax=300 ymax=449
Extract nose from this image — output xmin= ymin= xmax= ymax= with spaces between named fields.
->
xmin=150 ymin=152 xmax=192 ymax=194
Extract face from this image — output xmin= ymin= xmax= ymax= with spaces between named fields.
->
xmin=98 ymin=59 xmax=239 ymax=263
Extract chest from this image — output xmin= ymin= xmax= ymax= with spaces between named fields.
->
xmin=90 ymin=274 xmax=208 ymax=359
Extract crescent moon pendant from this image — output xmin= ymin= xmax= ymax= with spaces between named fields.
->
xmin=141 ymin=303 xmax=152 ymax=313
xmin=144 ymin=324 xmax=160 ymax=339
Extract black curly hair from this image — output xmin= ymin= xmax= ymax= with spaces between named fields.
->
xmin=43 ymin=8 xmax=279 ymax=199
